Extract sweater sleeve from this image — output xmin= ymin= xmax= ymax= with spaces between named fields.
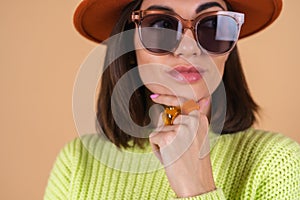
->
xmin=44 ymin=139 xmax=78 ymax=200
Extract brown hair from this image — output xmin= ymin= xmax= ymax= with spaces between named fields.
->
xmin=96 ymin=0 xmax=259 ymax=148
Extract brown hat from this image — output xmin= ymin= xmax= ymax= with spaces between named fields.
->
xmin=73 ymin=0 xmax=283 ymax=43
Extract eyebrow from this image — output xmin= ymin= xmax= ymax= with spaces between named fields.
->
xmin=196 ymin=2 xmax=225 ymax=13
xmin=146 ymin=5 xmax=173 ymax=12
xmin=146 ymin=2 xmax=225 ymax=13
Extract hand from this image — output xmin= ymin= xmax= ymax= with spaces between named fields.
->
xmin=149 ymin=95 xmax=215 ymax=198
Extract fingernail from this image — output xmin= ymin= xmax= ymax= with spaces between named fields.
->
xmin=150 ymin=94 xmax=159 ymax=99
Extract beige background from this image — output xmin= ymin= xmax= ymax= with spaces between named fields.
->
xmin=0 ymin=0 xmax=299 ymax=199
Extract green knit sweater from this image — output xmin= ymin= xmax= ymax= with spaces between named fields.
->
xmin=44 ymin=129 xmax=300 ymax=199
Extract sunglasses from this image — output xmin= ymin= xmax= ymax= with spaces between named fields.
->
xmin=131 ymin=10 xmax=244 ymax=55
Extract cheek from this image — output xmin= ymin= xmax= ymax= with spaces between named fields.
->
xmin=134 ymin=30 xmax=153 ymax=64
xmin=135 ymin=33 xmax=154 ymax=65
xmin=135 ymin=49 xmax=151 ymax=65
xmin=210 ymin=54 xmax=229 ymax=77
xmin=136 ymin=53 xmax=173 ymax=95
xmin=135 ymin=32 xmax=172 ymax=94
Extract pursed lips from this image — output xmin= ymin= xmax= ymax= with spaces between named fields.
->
xmin=167 ymin=65 xmax=207 ymax=83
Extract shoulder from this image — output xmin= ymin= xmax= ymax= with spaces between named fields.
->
xmin=217 ymin=128 xmax=300 ymax=155
xmin=216 ymin=128 xmax=300 ymax=177
xmin=240 ymin=129 xmax=299 ymax=155
xmin=212 ymin=129 xmax=300 ymax=198
xmin=56 ymin=134 xmax=107 ymax=164
xmin=213 ymin=128 xmax=300 ymax=174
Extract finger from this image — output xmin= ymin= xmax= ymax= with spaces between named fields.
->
xmin=150 ymin=94 xmax=186 ymax=107
xmin=172 ymin=112 xmax=209 ymax=142
xmin=155 ymin=112 xmax=164 ymax=131
xmin=149 ymin=131 xmax=177 ymax=165
xmin=149 ymin=130 xmax=177 ymax=150
xmin=149 ymin=142 xmax=163 ymax=163
xmin=172 ymin=110 xmax=199 ymax=124
xmin=170 ymin=115 xmax=196 ymax=138
xmin=151 ymin=124 xmax=180 ymax=136
xmin=172 ymin=114 xmax=190 ymax=125
xmin=188 ymin=109 xmax=200 ymax=118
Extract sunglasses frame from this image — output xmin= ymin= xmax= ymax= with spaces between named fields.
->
xmin=131 ymin=10 xmax=244 ymax=56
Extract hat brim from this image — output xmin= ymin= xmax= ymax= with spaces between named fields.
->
xmin=73 ymin=0 xmax=282 ymax=43
xmin=229 ymin=0 xmax=282 ymax=38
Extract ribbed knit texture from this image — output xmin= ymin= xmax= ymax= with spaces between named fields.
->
xmin=44 ymin=128 xmax=300 ymax=199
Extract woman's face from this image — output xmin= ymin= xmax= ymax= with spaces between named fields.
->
xmin=135 ymin=0 xmax=230 ymax=101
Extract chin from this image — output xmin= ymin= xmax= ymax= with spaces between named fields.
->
xmin=145 ymin=83 xmax=210 ymax=102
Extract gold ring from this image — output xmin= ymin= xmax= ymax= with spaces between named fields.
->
xmin=162 ymin=100 xmax=200 ymax=125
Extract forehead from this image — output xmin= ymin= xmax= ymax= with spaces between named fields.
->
xmin=140 ymin=0 xmax=227 ymax=15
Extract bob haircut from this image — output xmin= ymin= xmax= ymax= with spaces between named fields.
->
xmin=96 ymin=0 xmax=259 ymax=148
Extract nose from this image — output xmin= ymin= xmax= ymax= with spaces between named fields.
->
xmin=173 ymin=29 xmax=201 ymax=58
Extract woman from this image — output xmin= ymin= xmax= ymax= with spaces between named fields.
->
xmin=45 ymin=0 xmax=300 ymax=199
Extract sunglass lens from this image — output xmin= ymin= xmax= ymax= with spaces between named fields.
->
xmin=197 ymin=15 xmax=238 ymax=53
xmin=139 ymin=14 xmax=182 ymax=53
